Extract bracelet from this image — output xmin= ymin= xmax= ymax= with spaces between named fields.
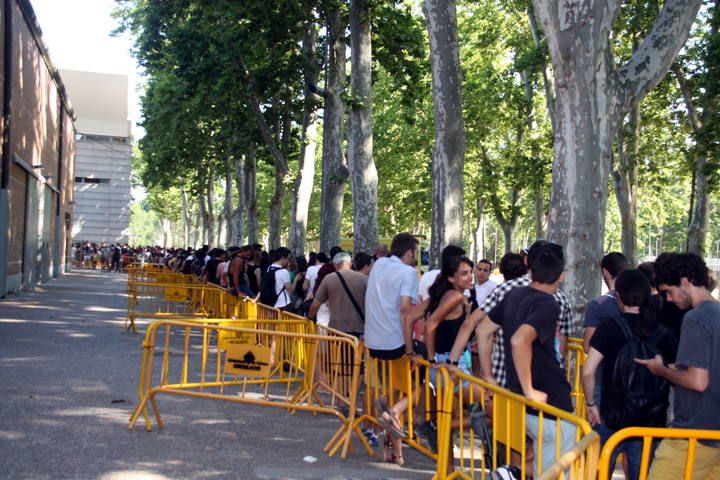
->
xmin=428 ymin=358 xmax=437 ymax=364
xmin=586 ymin=401 xmax=595 ymax=407
xmin=447 ymin=359 xmax=459 ymax=366
xmin=405 ymin=351 xmax=415 ymax=357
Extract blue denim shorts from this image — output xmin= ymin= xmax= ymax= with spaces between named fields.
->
xmin=429 ymin=351 xmax=472 ymax=393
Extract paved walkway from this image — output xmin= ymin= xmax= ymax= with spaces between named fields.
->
xmin=0 ymin=270 xmax=435 ymax=479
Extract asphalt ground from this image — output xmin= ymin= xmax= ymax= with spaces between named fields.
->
xmin=0 ymin=269 xmax=436 ymax=480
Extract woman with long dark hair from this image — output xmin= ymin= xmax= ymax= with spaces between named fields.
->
xmin=425 ymin=256 xmax=491 ymax=474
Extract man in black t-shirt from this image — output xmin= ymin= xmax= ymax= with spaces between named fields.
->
xmin=478 ymin=241 xmax=576 ymax=476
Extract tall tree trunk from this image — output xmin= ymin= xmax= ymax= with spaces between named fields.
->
xmin=198 ymin=195 xmax=207 ymax=247
xmin=534 ymin=185 xmax=545 ymax=240
xmin=224 ymin=157 xmax=234 ymax=247
xmin=347 ymin=0 xmax=377 ymax=254
xmin=612 ymin=104 xmax=640 ymax=266
xmin=673 ymin=60 xmax=715 ymax=255
xmin=520 ymin=68 xmax=545 ymax=242
xmin=534 ymin=0 xmax=700 ymax=317
xmin=424 ymin=0 xmax=466 ymax=269
xmin=501 ymin=223 xmax=516 ymax=255
xmin=527 ymin=2 xmax=555 ymax=133
xmin=471 ymin=197 xmax=485 ymax=261
xmin=233 ymin=155 xmax=245 ymax=246
xmin=238 ymin=56 xmax=290 ymax=249
xmin=319 ymin=5 xmax=348 ymax=253
xmin=181 ymin=186 xmax=190 ymax=247
xmin=245 ymin=144 xmax=258 ymax=245
xmin=206 ymin=173 xmax=215 ymax=247
xmin=269 ymin=170 xmax=284 ymax=249
xmin=687 ymin=156 xmax=710 ymax=254
xmin=290 ymin=21 xmax=320 ymax=257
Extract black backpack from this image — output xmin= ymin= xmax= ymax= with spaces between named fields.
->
xmin=604 ymin=316 xmax=670 ymax=430
xmin=259 ymin=266 xmax=284 ymax=306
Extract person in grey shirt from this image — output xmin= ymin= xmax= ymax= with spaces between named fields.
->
xmin=637 ymin=252 xmax=720 ymax=480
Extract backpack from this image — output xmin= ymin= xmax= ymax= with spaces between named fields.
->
xmin=259 ymin=266 xmax=284 ymax=306
xmin=603 ymin=316 xmax=670 ymax=430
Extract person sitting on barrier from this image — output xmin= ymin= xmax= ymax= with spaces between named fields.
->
xmin=636 ymin=253 xmax=720 ymax=480
xmin=423 ymin=255 xmax=492 ymax=474
xmin=365 ymin=233 xmax=420 ymax=465
xmin=581 ymin=269 xmax=678 ymax=480
xmin=476 ymin=241 xmax=575 ymax=476
xmin=444 ymin=243 xmax=573 ymax=391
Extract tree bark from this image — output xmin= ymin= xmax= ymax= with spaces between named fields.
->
xmin=206 ymin=173 xmax=215 ymax=247
xmin=238 ymin=56 xmax=290 ymax=249
xmin=534 ymin=185 xmax=545 ymax=240
xmin=687 ymin=155 xmax=710 ymax=254
xmin=673 ymin=61 xmax=714 ymax=255
xmin=347 ymin=0 xmax=378 ymax=255
xmin=533 ymin=0 xmax=701 ymax=318
xmin=233 ymin=155 xmax=245 ymax=245
xmin=612 ymin=104 xmax=640 ymax=267
xmin=471 ymin=197 xmax=485 ymax=261
xmin=224 ymin=157 xmax=234 ymax=247
xmin=199 ymin=192 xmax=207 ymax=247
xmin=424 ymin=0 xmax=466 ymax=269
xmin=245 ymin=145 xmax=259 ymax=245
xmin=290 ymin=22 xmax=320 ymax=257
xmin=319 ymin=5 xmax=348 ymax=254
xmin=181 ymin=186 xmax=190 ymax=248
xmin=526 ymin=1 xmax=555 ymax=134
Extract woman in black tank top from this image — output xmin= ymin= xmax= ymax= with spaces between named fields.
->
xmin=425 ymin=256 xmax=489 ymax=475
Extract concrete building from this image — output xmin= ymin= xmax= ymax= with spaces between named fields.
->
xmin=0 ymin=0 xmax=77 ymax=296
xmin=60 ymin=69 xmax=132 ymax=244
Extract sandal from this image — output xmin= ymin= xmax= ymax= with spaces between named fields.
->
xmin=377 ymin=410 xmax=408 ymax=439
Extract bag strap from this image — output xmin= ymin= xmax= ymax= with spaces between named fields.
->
xmin=266 ymin=266 xmax=285 ymax=303
xmin=335 ymin=271 xmax=364 ymax=322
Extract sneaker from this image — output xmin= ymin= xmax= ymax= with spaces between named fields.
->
xmin=491 ymin=465 xmax=521 ymax=480
xmin=362 ymin=428 xmax=379 ymax=447
xmin=415 ymin=420 xmax=438 ymax=452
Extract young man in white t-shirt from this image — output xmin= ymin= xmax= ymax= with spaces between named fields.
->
xmin=364 ymin=232 xmax=420 ymax=464
xmin=268 ymin=247 xmax=292 ymax=309
xmin=474 ymin=259 xmax=497 ymax=305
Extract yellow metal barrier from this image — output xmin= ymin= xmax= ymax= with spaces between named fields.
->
xmin=126 ymin=281 xmax=221 ymax=332
xmin=353 ymin=354 xmax=456 ymax=465
xmin=436 ymin=369 xmax=594 ymax=480
xmin=565 ymin=342 xmax=587 ymax=418
xmin=129 ymin=319 xmax=363 ymax=459
xmin=598 ymin=427 xmax=720 ymax=480
xmin=538 ymin=431 xmax=601 ymax=480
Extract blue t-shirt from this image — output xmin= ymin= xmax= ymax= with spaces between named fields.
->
xmin=671 ymin=300 xmax=720 ymax=446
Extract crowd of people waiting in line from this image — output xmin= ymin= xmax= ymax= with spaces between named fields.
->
xmin=71 ymin=242 xmax=166 ymax=272
xmin=109 ymin=236 xmax=718 ymax=479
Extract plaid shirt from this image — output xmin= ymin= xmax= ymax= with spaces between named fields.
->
xmin=479 ymin=274 xmax=574 ymax=387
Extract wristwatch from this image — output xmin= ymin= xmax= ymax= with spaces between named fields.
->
xmin=586 ymin=401 xmax=596 ymax=407
xmin=447 ymin=359 xmax=459 ymax=366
